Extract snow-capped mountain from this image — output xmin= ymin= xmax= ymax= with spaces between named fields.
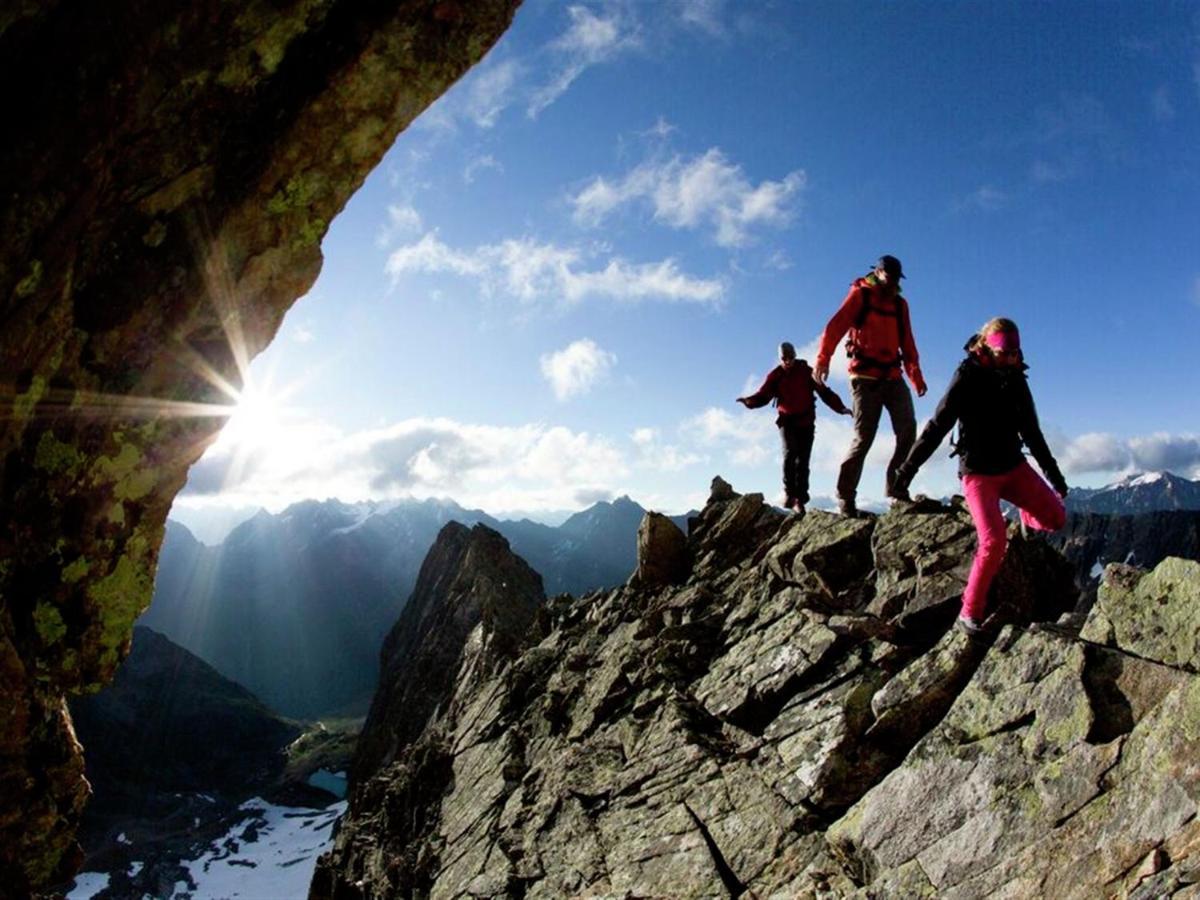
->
xmin=1065 ymin=471 xmax=1200 ymax=515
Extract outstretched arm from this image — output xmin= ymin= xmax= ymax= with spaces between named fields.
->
xmin=814 ymin=379 xmax=851 ymax=416
xmin=893 ymin=367 xmax=966 ymax=488
xmin=737 ymin=368 xmax=780 ymax=409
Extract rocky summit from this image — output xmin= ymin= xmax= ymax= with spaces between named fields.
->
xmin=311 ymin=479 xmax=1200 ymax=898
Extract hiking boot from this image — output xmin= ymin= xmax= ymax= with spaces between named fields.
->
xmin=887 ymin=486 xmax=911 ymax=502
xmin=789 ymin=500 xmax=806 ymax=517
xmin=837 ymin=500 xmax=859 ymax=518
xmin=955 ymin=614 xmax=985 ymax=637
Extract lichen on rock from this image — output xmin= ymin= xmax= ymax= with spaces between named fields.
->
xmin=0 ymin=0 xmax=522 ymax=891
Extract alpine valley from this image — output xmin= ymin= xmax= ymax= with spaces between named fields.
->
xmin=142 ymin=496 xmax=690 ymax=719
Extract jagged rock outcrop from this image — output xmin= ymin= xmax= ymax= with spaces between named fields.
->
xmin=310 ymin=480 xmax=1200 ymax=899
xmin=629 ymin=512 xmax=689 ymax=589
xmin=0 ymin=3 xmax=520 ymax=892
xmin=353 ymin=523 xmax=545 ymax=782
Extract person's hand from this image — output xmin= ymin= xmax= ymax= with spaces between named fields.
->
xmin=912 ymin=370 xmax=927 ymax=397
xmin=814 ymin=361 xmax=829 ymax=384
xmin=839 ymin=405 xmax=852 ymax=417
xmin=735 ymin=397 xmax=749 ymax=407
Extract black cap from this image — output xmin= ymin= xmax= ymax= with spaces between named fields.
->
xmin=875 ymin=255 xmax=905 ymax=279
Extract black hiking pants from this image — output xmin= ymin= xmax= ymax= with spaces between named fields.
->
xmin=778 ymin=415 xmax=815 ymax=506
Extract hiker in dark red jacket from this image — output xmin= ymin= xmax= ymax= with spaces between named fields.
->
xmin=739 ymin=341 xmax=850 ymax=515
xmin=814 ymin=255 xmax=927 ymax=517
xmin=891 ymin=317 xmax=1068 ymax=635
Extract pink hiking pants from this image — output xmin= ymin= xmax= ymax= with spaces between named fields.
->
xmin=961 ymin=460 xmax=1066 ymax=620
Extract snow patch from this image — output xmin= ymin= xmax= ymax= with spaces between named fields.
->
xmin=68 ymin=799 xmax=345 ymax=899
xmin=1129 ymin=471 xmax=1165 ymax=486
xmin=177 ymin=798 xmax=346 ymax=899
xmin=1089 ymin=560 xmax=1104 ymax=580
xmin=66 ymin=872 xmax=110 ymax=899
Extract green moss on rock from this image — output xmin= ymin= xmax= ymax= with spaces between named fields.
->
xmin=13 ymin=375 xmax=47 ymax=420
xmin=33 ymin=604 xmax=67 ymax=645
xmin=62 ymin=559 xmax=90 ymax=584
xmin=89 ymin=552 xmax=154 ymax=673
xmin=15 ymin=259 xmax=43 ymax=297
xmin=34 ymin=431 xmax=83 ymax=476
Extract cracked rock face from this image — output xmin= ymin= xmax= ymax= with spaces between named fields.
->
xmin=313 ymin=483 xmax=1200 ymax=899
xmin=0 ymin=2 xmax=520 ymax=892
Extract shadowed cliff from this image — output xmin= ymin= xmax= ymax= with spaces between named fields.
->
xmin=0 ymin=2 xmax=521 ymax=892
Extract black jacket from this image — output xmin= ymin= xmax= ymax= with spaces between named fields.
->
xmin=896 ymin=353 xmax=1066 ymax=492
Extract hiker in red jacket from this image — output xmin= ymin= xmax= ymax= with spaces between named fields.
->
xmin=891 ymin=317 xmax=1067 ymax=635
xmin=814 ymin=255 xmax=927 ymax=516
xmin=738 ymin=341 xmax=851 ymax=515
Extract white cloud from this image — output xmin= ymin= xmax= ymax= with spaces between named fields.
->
xmin=678 ymin=0 xmax=726 ymax=36
xmin=385 ymin=231 xmax=488 ymax=279
xmin=1031 ymin=159 xmax=1073 ymax=183
xmin=185 ymin=415 xmax=631 ymax=515
xmin=540 ymin=338 xmax=617 ymax=401
xmin=571 ymin=148 xmax=805 ymax=247
xmin=1058 ymin=431 xmax=1200 ymax=476
xmin=1152 ymin=85 xmax=1176 ymax=121
xmin=765 ymin=250 xmax=793 ymax=271
xmin=629 ymin=426 xmax=703 ymax=472
xmin=957 ymin=184 xmax=1007 ymax=213
xmin=291 ymin=325 xmax=315 ymax=344
xmin=386 ymin=232 xmax=724 ymax=308
xmin=464 ymin=154 xmax=504 ymax=184
xmin=375 ymin=203 xmax=423 ymax=248
xmin=465 ymin=59 xmax=521 ymax=128
xmin=681 ymin=406 xmax=776 ymax=466
xmin=528 ymin=6 xmax=638 ymax=119
xmin=641 ymin=116 xmax=677 ymax=142
xmin=631 ymin=427 xmax=658 ymax=447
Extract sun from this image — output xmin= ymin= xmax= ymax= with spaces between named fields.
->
xmin=215 ymin=381 xmax=288 ymax=453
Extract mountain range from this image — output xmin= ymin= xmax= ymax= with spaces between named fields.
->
xmin=141 ymin=495 xmax=688 ymax=719
xmin=1065 ymin=470 xmax=1200 ymax=514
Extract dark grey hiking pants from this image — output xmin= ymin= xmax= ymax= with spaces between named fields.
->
xmin=778 ymin=416 xmax=815 ymax=505
xmin=836 ymin=377 xmax=916 ymax=503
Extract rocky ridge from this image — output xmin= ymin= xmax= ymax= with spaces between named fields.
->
xmin=312 ymin=479 xmax=1200 ymax=898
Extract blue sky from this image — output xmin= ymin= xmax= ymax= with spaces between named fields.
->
xmin=175 ymin=0 xmax=1200 ymax=525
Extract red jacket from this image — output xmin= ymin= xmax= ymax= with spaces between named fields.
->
xmin=742 ymin=360 xmax=849 ymax=425
xmin=816 ymin=275 xmax=923 ymax=385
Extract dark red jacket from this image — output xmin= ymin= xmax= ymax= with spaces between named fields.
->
xmin=742 ymin=360 xmax=849 ymax=425
xmin=816 ymin=275 xmax=922 ymax=384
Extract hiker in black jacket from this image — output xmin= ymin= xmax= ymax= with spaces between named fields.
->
xmin=891 ymin=317 xmax=1067 ymax=634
